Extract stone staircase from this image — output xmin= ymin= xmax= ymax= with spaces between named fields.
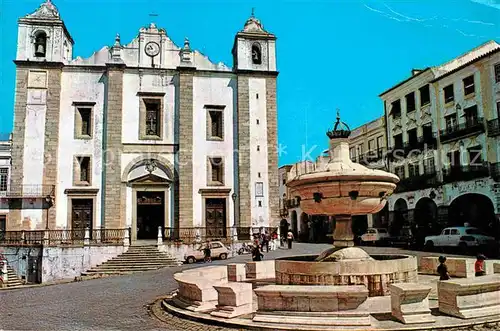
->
xmin=82 ymin=245 xmax=180 ymax=276
xmin=0 ymin=261 xmax=24 ymax=288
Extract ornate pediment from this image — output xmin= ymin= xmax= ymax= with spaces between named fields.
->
xmin=405 ymin=118 xmax=417 ymax=130
xmin=129 ymin=173 xmax=170 ymax=184
xmin=392 ymin=123 xmax=403 ymax=135
xmin=25 ymin=0 xmax=60 ymax=20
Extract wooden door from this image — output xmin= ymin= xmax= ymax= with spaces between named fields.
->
xmin=71 ymin=199 xmax=93 ymax=239
xmin=205 ymin=198 xmax=226 ymax=239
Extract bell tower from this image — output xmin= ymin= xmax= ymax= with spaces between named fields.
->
xmin=232 ymin=10 xmax=277 ymax=72
xmin=16 ymin=0 xmax=74 ymax=63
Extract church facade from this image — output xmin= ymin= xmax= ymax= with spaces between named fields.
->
xmin=7 ymin=0 xmax=279 ymax=241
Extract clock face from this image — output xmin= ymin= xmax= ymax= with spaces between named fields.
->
xmin=145 ymin=41 xmax=160 ymax=57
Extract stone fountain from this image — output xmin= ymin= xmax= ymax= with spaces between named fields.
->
xmin=276 ymin=113 xmax=417 ymax=296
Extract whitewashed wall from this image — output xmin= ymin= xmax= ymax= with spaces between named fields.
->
xmin=122 ymin=72 xmax=175 ymax=144
xmin=192 ymin=76 xmax=235 ymax=227
xmin=248 ymin=78 xmax=269 ymax=227
xmin=55 ymin=71 xmax=106 ymax=229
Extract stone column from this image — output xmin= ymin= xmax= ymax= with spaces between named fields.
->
xmin=177 ymin=68 xmax=194 ymax=229
xmin=333 ymin=214 xmax=354 ymax=247
xmin=103 ymin=63 xmax=125 ymax=228
xmin=367 ymin=214 xmax=374 ymax=228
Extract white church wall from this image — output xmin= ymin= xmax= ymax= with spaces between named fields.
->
xmin=248 ymin=78 xmax=269 ymax=228
xmin=192 ymin=76 xmax=235 ymax=227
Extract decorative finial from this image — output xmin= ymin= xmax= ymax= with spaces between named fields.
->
xmin=326 ymin=109 xmax=351 ymax=139
xmin=115 ymin=33 xmax=120 ymax=44
xmin=183 ymin=37 xmax=190 ymax=50
xmin=251 ymin=7 xmax=255 ymax=17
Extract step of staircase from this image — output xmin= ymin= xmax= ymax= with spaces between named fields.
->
xmin=2 ymin=265 xmax=24 ymax=287
xmin=83 ymin=245 xmax=180 ymax=276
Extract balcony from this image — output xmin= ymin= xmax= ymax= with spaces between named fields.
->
xmin=442 ymin=164 xmax=489 ymax=183
xmin=286 ymin=197 xmax=300 ymax=208
xmin=487 ymin=119 xmax=500 ymax=137
xmin=394 ymin=172 xmax=439 ymax=193
xmin=439 ymin=117 xmax=485 ymax=143
xmin=490 ymin=162 xmax=500 ymax=182
xmin=0 ymin=185 xmax=55 ymax=198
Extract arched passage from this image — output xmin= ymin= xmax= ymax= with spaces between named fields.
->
xmin=392 ymin=198 xmax=408 ymax=236
xmin=290 ymin=210 xmax=298 ymax=236
xmin=414 ymin=197 xmax=438 ymax=244
xmin=449 ymin=194 xmax=497 ymax=237
xmin=299 ymin=212 xmax=309 ymax=242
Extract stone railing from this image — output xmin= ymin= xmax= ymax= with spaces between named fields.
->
xmin=0 ymin=228 xmax=130 ymax=247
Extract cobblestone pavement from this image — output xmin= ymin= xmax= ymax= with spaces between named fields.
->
xmin=0 ymin=243 xmax=492 ymax=331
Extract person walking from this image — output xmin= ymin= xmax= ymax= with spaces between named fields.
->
xmin=437 ymin=255 xmax=450 ymax=280
xmin=475 ymin=254 xmax=486 ymax=277
xmin=252 ymin=245 xmax=264 ymax=262
xmin=203 ymin=242 xmax=212 ymax=263
xmin=287 ymin=230 xmax=294 ymax=249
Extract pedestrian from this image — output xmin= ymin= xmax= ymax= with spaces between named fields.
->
xmin=287 ymin=230 xmax=294 ymax=249
xmin=252 ymin=245 xmax=264 ymax=262
xmin=437 ymin=255 xmax=450 ymax=280
xmin=203 ymin=242 xmax=212 ymax=263
xmin=262 ymin=232 xmax=269 ymax=252
xmin=475 ymin=254 xmax=486 ymax=277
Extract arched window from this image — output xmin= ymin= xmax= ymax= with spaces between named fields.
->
xmin=251 ymin=43 xmax=261 ymax=65
xmin=34 ymin=31 xmax=47 ymax=57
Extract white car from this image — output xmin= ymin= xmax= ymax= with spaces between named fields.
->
xmin=184 ymin=241 xmax=230 ymax=264
xmin=360 ymin=228 xmax=390 ymax=244
xmin=424 ymin=227 xmax=496 ymax=249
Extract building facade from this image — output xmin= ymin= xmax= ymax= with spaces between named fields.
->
xmin=381 ymin=40 xmax=500 ymax=239
xmin=6 ymin=0 xmax=279 ymax=240
xmin=0 ymin=134 xmax=12 ymax=232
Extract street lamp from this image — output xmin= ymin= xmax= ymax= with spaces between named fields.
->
xmin=45 ymin=195 xmax=54 ymax=230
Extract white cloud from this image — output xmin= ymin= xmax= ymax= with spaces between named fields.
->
xmin=470 ymin=0 xmax=500 ymax=10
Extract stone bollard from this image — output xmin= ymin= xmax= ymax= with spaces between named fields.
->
xmin=389 ymin=283 xmax=435 ymax=324
xmin=0 ymin=260 xmax=8 ymax=287
xmin=123 ymin=228 xmax=130 ymax=247
xmin=227 ymin=263 xmax=246 ymax=282
xmin=84 ymin=227 xmax=90 ymax=246
xmin=211 ymin=282 xmax=253 ymax=318
xmin=157 ymin=226 xmax=163 ymax=246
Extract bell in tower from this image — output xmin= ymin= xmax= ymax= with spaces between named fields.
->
xmin=34 ymin=31 xmax=47 ymax=57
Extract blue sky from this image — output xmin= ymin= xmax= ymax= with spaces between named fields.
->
xmin=1 ymin=0 xmax=499 ymax=166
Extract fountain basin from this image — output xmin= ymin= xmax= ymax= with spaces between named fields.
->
xmin=275 ymin=254 xmax=418 ymax=297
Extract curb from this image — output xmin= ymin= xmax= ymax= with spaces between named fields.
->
xmin=157 ymin=296 xmax=500 ymax=331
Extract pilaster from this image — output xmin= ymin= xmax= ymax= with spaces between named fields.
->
xmin=266 ymin=77 xmax=279 ymax=227
xmin=41 ymin=68 xmax=62 ymax=229
xmin=103 ymin=64 xmax=124 ymax=228
xmin=178 ymin=68 xmax=194 ymax=228
xmin=8 ymin=68 xmax=29 ymax=230
xmin=237 ymin=75 xmax=251 ymax=227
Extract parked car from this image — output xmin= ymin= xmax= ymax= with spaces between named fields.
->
xmin=360 ymin=228 xmax=390 ymax=245
xmin=387 ymin=226 xmax=418 ymax=248
xmin=424 ymin=226 xmax=496 ymax=251
xmin=184 ymin=240 xmax=230 ymax=264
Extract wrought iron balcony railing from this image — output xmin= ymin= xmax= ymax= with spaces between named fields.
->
xmin=487 ymin=119 xmax=500 ymax=137
xmin=439 ymin=117 xmax=485 ymax=143
xmin=0 ymin=185 xmax=55 ymax=198
xmin=163 ymin=226 xmax=278 ymax=244
xmin=442 ymin=164 xmax=490 ymax=183
xmin=394 ymin=172 xmax=439 ymax=193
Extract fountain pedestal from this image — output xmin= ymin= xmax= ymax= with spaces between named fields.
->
xmin=333 ymin=215 xmax=355 ymax=247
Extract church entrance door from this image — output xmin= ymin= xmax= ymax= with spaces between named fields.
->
xmin=136 ymin=191 xmax=164 ymax=240
xmin=205 ymin=198 xmax=227 ymax=239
